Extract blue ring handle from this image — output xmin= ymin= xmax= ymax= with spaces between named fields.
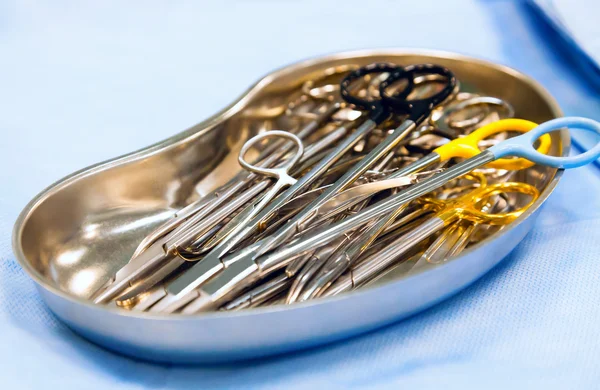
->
xmin=488 ymin=117 xmax=600 ymax=169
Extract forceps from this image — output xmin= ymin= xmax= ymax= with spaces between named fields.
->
xmin=93 ymin=128 xmax=316 ymax=304
xmin=141 ymin=63 xmax=456 ymax=313
xmin=201 ymin=130 xmax=303 ymax=249
xmin=321 ymin=173 xmax=539 ymax=296
xmin=183 ymin=116 xmax=600 ymax=312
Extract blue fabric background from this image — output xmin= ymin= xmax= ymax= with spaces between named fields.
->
xmin=1 ymin=1 xmax=600 ymax=388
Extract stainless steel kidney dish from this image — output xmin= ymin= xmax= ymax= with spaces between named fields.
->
xmin=12 ymin=49 xmax=567 ymax=363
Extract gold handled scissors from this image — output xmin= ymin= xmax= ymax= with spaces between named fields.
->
xmin=408 ymin=189 xmax=514 ymax=275
xmin=320 ymin=172 xmax=539 ymax=297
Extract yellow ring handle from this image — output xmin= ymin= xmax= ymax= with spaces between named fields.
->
xmin=452 ymin=181 xmax=540 ymax=225
xmin=433 ymin=119 xmax=552 ymax=170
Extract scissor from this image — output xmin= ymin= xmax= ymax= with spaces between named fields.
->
xmin=92 ymin=126 xmax=329 ymax=304
xmin=324 ymin=184 xmax=514 ymax=295
xmin=308 ymin=179 xmax=515 ymax=299
xmin=180 ymin=116 xmax=600 ymax=312
xmin=320 ymin=173 xmax=538 ymax=296
xmin=136 ymin=63 xmax=456 ymax=313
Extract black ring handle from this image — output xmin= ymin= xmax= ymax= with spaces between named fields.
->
xmin=379 ymin=64 xmax=457 ymax=124
xmin=340 ymin=63 xmax=408 ymax=125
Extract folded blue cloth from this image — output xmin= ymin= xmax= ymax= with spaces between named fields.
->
xmin=528 ymin=0 xmax=600 ymax=87
xmin=527 ymin=0 xmax=600 ymax=166
xmin=2 ymin=1 xmax=600 ymax=389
